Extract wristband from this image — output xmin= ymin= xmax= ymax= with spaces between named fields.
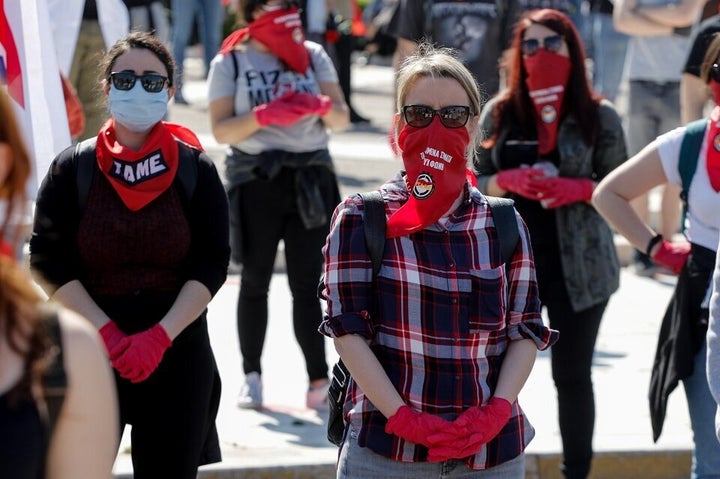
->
xmin=646 ymin=233 xmax=663 ymax=257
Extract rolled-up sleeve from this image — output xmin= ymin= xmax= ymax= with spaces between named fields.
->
xmin=319 ymin=196 xmax=377 ymax=340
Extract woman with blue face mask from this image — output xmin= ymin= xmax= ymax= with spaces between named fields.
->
xmin=29 ymin=31 xmax=230 ymax=479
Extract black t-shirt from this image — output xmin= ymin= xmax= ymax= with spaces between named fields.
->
xmin=82 ymin=0 xmax=98 ymax=19
xmin=683 ymin=15 xmax=720 ymax=78
xmin=391 ymin=0 xmax=523 ymax=96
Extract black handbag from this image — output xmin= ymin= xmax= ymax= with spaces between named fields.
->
xmin=322 ymin=191 xmax=386 ymax=446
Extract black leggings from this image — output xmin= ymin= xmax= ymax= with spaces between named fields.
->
xmin=235 ymin=166 xmax=339 ymax=382
xmin=544 ymin=297 xmax=607 ymax=479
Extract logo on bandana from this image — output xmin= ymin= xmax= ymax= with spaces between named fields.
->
xmin=412 ymin=173 xmax=434 ymax=199
xmin=292 ymin=27 xmax=304 ymax=44
xmin=714 ymin=134 xmax=720 ymax=153
xmin=541 ymin=104 xmax=557 ymax=124
xmin=110 ymin=149 xmax=168 ymax=186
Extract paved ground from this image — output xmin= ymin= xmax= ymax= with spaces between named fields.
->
xmin=112 ymin=49 xmax=696 ymax=479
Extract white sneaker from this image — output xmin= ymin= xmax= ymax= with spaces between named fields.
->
xmin=237 ymin=372 xmax=263 ymax=409
xmin=306 ymin=381 xmax=330 ymax=411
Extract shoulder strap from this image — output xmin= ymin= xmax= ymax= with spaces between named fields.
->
xmin=679 ymin=119 xmax=707 ymax=231
xmin=679 ymin=119 xmax=706 ymax=200
xmin=37 ymin=309 xmax=67 ymax=475
xmin=485 ymin=195 xmax=520 ymax=265
xmin=176 ymin=142 xmax=199 ymax=204
xmin=358 ymin=190 xmax=386 ymax=277
xmin=74 ymin=138 xmax=98 ymax=211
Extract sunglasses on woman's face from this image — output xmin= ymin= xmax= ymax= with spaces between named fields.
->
xmin=402 ymin=105 xmax=471 ymax=129
xmin=109 ymin=71 xmax=169 ymax=93
xmin=520 ymin=34 xmax=563 ymax=56
xmin=710 ymin=64 xmax=720 ymax=83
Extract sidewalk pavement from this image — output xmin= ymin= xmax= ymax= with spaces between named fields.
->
xmin=113 ymin=50 xmax=695 ymax=478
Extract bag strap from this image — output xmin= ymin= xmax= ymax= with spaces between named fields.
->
xmin=358 ymin=190 xmax=386 ymax=276
xmin=75 ymin=138 xmax=197 ymax=209
xmin=678 ymin=119 xmax=707 ymax=233
xmin=74 ymin=138 xmax=97 ymax=211
xmin=485 ymin=195 xmax=520 ymax=265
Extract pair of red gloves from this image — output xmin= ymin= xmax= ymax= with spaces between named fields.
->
xmin=496 ymin=167 xmax=594 ymax=209
xmin=385 ymin=397 xmax=512 ymax=462
xmin=99 ymin=321 xmax=172 ymax=383
xmin=253 ymin=91 xmax=333 ymax=127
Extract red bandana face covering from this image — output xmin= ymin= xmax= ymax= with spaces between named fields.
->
xmin=248 ymin=7 xmax=309 ymax=74
xmin=523 ymin=49 xmax=571 ymax=155
xmin=386 ymin=118 xmax=470 ymax=238
xmin=706 ymin=105 xmax=720 ymax=192
xmin=96 ymin=120 xmax=181 ymax=211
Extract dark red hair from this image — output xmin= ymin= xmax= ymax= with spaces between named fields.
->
xmin=484 ymin=8 xmax=602 ymax=149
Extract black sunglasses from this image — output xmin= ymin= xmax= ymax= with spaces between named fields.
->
xmin=402 ymin=105 xmax=472 ymax=129
xmin=109 ymin=71 xmax=169 ymax=93
xmin=520 ymin=34 xmax=563 ymax=57
xmin=711 ymin=64 xmax=720 ymax=83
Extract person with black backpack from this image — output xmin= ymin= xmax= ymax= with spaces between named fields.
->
xmin=29 ymin=32 xmax=230 ymax=479
xmin=318 ymin=44 xmax=558 ymax=477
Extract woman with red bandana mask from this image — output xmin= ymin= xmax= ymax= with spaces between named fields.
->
xmin=474 ymin=9 xmax=627 ymax=479
xmin=319 ymin=44 xmax=558 ymax=477
xmin=0 ymin=88 xmax=118 ymax=478
xmin=595 ymin=35 xmax=720 ymax=479
xmin=208 ymin=0 xmax=349 ymax=411
xmin=29 ymin=32 xmax=230 ymax=478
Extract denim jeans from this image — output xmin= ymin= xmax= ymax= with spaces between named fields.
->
xmin=170 ymin=0 xmax=222 ymax=82
xmin=591 ymin=12 xmax=628 ymax=103
xmin=338 ymin=425 xmax=526 ymax=478
xmin=683 ymin=341 xmax=720 ymax=479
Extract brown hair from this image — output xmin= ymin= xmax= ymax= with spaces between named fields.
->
xmin=238 ymin=0 xmax=298 ymax=26
xmin=0 ymin=88 xmax=48 ymax=403
xmin=101 ymin=30 xmax=176 ymax=87
xmin=484 ymin=8 xmax=602 ymax=149
xmin=700 ymin=33 xmax=720 ymax=84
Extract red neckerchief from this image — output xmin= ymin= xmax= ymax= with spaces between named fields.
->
xmin=220 ymin=7 xmax=309 ymax=74
xmin=96 ymin=120 xmax=183 ymax=211
xmin=523 ymin=50 xmax=571 ymax=155
xmin=706 ymin=105 xmax=720 ymax=192
xmin=386 ymin=118 xmax=470 ymax=238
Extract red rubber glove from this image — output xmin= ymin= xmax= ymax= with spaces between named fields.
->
xmin=534 ymin=177 xmax=594 ymax=209
xmin=426 ymin=397 xmax=512 ymax=461
xmin=495 ymin=168 xmax=545 ymax=199
xmin=385 ymin=405 xmax=453 ymax=449
xmin=252 ymin=91 xmax=309 ymax=127
xmin=98 ymin=321 xmax=127 ymax=359
xmin=110 ymin=323 xmax=172 ymax=383
xmin=289 ymin=92 xmax=333 ymax=116
xmin=651 ymin=240 xmax=691 ymax=274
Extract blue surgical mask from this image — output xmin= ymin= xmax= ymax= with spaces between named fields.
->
xmin=108 ymin=83 xmax=169 ymax=132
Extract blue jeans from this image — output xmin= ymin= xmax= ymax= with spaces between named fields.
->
xmin=338 ymin=425 xmax=526 ymax=478
xmin=591 ymin=12 xmax=628 ymax=103
xmin=170 ymin=0 xmax=222 ymax=83
xmin=683 ymin=341 xmax=720 ymax=479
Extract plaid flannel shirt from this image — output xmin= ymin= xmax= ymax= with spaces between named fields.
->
xmin=319 ymin=174 xmax=558 ymax=469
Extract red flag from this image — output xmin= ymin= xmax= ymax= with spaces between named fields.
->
xmin=0 ymin=0 xmax=24 ymax=107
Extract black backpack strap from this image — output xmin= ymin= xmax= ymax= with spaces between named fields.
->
xmin=485 ymin=195 xmax=520 ymax=265
xmin=358 ymin=190 xmax=386 ymax=276
xmin=37 ymin=309 xmax=67 ymax=474
xmin=74 ymin=138 xmax=98 ymax=211
xmin=176 ymin=142 xmax=199 ymax=204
